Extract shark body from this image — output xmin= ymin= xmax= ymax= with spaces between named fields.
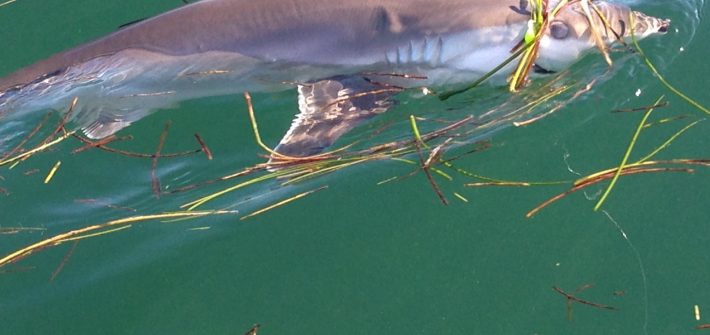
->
xmin=0 ymin=0 xmax=669 ymax=156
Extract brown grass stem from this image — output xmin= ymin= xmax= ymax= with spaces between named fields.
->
xmin=40 ymin=97 xmax=77 ymax=145
xmin=528 ymin=166 xmax=692 ymax=218
xmin=0 ymin=112 xmax=52 ymax=162
xmin=194 ymin=133 xmax=213 ymax=160
xmin=0 ymin=130 xmax=76 ymax=167
xmin=553 ymin=286 xmax=617 ymax=311
xmin=151 ymin=121 xmax=171 ymax=198
xmin=49 ymin=241 xmax=78 ymax=282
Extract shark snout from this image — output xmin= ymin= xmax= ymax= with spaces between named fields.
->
xmin=658 ymin=20 xmax=671 ymax=33
xmin=534 ymin=2 xmax=671 ymax=73
xmin=630 ymin=10 xmax=671 ymax=38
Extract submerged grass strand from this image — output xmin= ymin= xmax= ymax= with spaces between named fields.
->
xmin=0 ymin=0 xmax=16 ymax=8
xmin=186 ymin=74 xmax=575 ymax=215
xmin=0 ymin=130 xmax=76 ymax=167
xmin=593 ymin=96 xmax=663 ymax=211
xmin=0 ymin=112 xmax=52 ymax=162
xmin=43 ymin=161 xmax=62 ymax=184
xmin=630 ymin=14 xmax=710 ymax=116
xmin=0 ymin=211 xmax=235 ymax=268
xmin=71 ymin=135 xmax=119 ymax=154
xmin=240 ymin=186 xmax=328 ymax=220
xmin=552 ymin=286 xmax=617 ymax=311
xmin=151 ymin=121 xmax=172 ymax=198
xmin=636 ymin=50 xmax=709 ymax=115
xmin=182 ymin=171 xmax=291 ymax=210
xmin=194 ymin=133 xmax=213 ymax=160
xmin=71 ymin=133 xmax=200 ymax=158
xmin=453 ymin=163 xmax=569 ymax=186
xmin=41 ymin=97 xmax=77 ymax=146
xmin=453 ymin=192 xmax=469 ymax=203
xmin=413 ymin=141 xmax=449 ymax=205
xmin=438 ymin=42 xmax=532 ymax=100
xmin=636 ymin=119 xmax=702 ymax=163
xmin=390 ymin=153 xmax=452 ymax=181
xmin=574 ymin=159 xmax=709 ymax=187
xmin=642 ymin=115 xmax=689 ymax=128
xmin=612 ymin=102 xmax=668 ymax=113
xmin=58 ymin=225 xmax=133 ymax=243
xmin=467 ymin=181 xmax=532 ymax=187
xmin=409 ymin=115 xmax=428 ymax=148
xmin=0 ymin=227 xmax=46 ymax=235
xmin=245 ymin=92 xmax=290 ymax=159
xmin=49 ymin=241 xmax=78 ymax=282
xmin=282 ymin=158 xmax=371 ymax=185
xmin=528 ymin=166 xmax=692 ymax=218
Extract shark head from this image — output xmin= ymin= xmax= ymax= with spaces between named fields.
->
xmin=534 ymin=1 xmax=670 ymax=72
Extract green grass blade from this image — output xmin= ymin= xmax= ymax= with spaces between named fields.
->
xmin=593 ymin=96 xmax=664 ymax=211
xmin=630 ymin=14 xmax=710 ymax=116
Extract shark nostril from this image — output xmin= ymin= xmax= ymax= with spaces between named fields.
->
xmin=658 ymin=19 xmax=671 ymax=33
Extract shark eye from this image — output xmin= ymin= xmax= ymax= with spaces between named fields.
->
xmin=549 ymin=21 xmax=570 ymax=39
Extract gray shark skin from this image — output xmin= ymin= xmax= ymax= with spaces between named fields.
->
xmin=0 ymin=0 xmax=669 ymax=157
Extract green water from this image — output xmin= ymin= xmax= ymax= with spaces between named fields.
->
xmin=1 ymin=1 xmax=709 ymax=334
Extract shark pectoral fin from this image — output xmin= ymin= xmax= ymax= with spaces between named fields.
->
xmin=76 ymin=106 xmax=152 ymax=139
xmin=272 ymin=76 xmax=400 ymax=159
xmin=83 ymin=119 xmax=133 ymax=139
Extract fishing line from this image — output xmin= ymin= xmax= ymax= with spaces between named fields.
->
xmin=602 ymin=210 xmax=649 ymax=335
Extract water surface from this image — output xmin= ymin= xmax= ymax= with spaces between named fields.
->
xmin=0 ymin=1 xmax=709 ymax=334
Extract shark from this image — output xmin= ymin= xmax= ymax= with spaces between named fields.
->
xmin=0 ymin=0 xmax=670 ymax=157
